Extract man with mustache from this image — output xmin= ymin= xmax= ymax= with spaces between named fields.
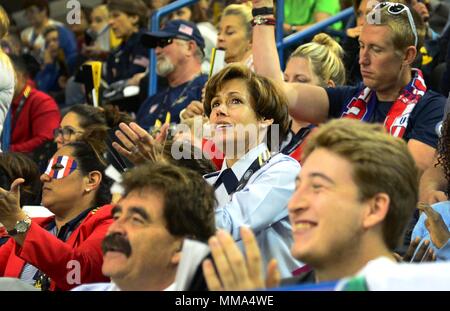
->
xmin=136 ymin=20 xmax=208 ymax=130
xmin=73 ymin=163 xmax=216 ymax=291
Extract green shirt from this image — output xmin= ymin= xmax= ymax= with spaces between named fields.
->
xmin=284 ymin=0 xmax=342 ymax=30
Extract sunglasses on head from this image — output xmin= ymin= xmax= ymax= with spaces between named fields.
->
xmin=373 ymin=2 xmax=418 ymax=47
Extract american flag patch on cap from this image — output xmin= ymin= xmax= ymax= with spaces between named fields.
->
xmin=178 ymin=24 xmax=193 ymax=36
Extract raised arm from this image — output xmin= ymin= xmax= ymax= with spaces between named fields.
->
xmin=251 ymin=0 xmax=330 ymax=124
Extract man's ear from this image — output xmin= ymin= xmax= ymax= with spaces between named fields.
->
xmin=171 ymin=251 xmax=182 ymax=265
xmin=403 ymin=46 xmax=417 ymax=66
xmin=170 ymin=240 xmax=184 ymax=265
xmin=130 ymin=15 xmax=139 ymax=27
xmin=85 ymin=170 xmax=102 ymax=192
xmin=362 ymin=193 xmax=390 ymax=230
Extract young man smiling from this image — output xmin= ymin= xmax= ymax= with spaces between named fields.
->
xmin=202 ymin=119 xmax=419 ymax=289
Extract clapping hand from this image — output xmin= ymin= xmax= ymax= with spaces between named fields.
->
xmin=0 ymin=178 xmax=27 ymax=230
xmin=401 ymin=237 xmax=436 ymax=262
xmin=418 ymin=202 xmax=450 ymax=249
xmin=112 ymin=122 xmax=169 ymax=165
xmin=202 ymin=227 xmax=280 ymax=291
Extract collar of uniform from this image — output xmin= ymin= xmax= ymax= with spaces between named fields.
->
xmin=221 ymin=143 xmax=269 ymax=182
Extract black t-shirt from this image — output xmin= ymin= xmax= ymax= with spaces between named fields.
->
xmin=326 ymin=85 xmax=446 ymax=148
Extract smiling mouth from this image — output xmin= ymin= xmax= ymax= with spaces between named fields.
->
xmin=215 ymin=124 xmax=234 ymax=130
xmin=293 ymin=222 xmax=317 ymax=233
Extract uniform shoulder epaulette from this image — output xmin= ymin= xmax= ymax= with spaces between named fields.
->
xmin=91 ymin=207 xmax=100 ymax=215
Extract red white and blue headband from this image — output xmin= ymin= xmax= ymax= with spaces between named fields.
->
xmin=45 ymin=156 xmax=78 ymax=179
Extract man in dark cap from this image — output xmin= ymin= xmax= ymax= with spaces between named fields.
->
xmin=136 ymin=19 xmax=208 ymax=130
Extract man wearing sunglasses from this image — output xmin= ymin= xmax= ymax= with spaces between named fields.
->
xmin=136 ymin=20 xmax=208 ymax=131
xmin=252 ymin=0 xmax=446 ymax=174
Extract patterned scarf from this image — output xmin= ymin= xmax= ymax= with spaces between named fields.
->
xmin=341 ymin=69 xmax=427 ymax=138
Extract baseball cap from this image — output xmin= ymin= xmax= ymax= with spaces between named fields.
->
xmin=141 ymin=20 xmax=205 ymax=51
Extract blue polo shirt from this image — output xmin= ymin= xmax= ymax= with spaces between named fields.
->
xmin=326 ymin=85 xmax=446 ymax=148
xmin=136 ymin=74 xmax=208 ymax=130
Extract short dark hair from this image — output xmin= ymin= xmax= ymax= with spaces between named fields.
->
xmin=121 ymin=163 xmax=216 ymax=242
xmin=0 ymin=152 xmax=41 ymax=206
xmin=23 ymin=0 xmax=50 ymax=17
xmin=107 ymin=0 xmax=148 ymax=29
xmin=204 ymin=64 xmax=290 ymax=152
xmin=65 ymin=140 xmax=113 ymax=208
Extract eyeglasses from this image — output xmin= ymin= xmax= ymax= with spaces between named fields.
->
xmin=373 ymin=2 xmax=418 ymax=47
xmin=53 ymin=127 xmax=84 ymax=140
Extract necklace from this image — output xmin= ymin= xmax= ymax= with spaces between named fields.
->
xmin=162 ymin=74 xmax=200 ymax=109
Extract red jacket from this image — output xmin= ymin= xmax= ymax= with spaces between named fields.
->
xmin=0 ymin=204 xmax=113 ymax=291
xmin=10 ymin=82 xmax=61 ymax=153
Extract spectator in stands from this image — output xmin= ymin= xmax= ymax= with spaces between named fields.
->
xmin=67 ymin=6 xmax=90 ymax=53
xmin=20 ymin=0 xmax=78 ymax=70
xmin=52 ymin=104 xmax=132 ymax=178
xmin=54 ymin=104 xmax=130 ymax=150
xmin=178 ymin=3 xmax=254 ymax=123
xmin=169 ymin=0 xmax=218 ymax=73
xmin=419 ymin=94 xmax=450 ymax=204
xmin=137 ymin=20 xmax=207 ymax=130
xmin=8 ymin=55 xmax=60 ymax=154
xmin=252 ymin=0 xmax=446 ymax=173
xmin=83 ymin=5 xmax=120 ymax=59
xmin=203 ymin=119 xmax=419 ymax=288
xmin=217 ymin=3 xmax=253 ymax=67
xmin=0 ymin=139 xmax=113 ymax=291
xmin=0 ymin=152 xmax=42 ymax=246
xmin=281 ymin=33 xmax=345 ymax=162
xmin=34 ymin=26 xmax=71 ymax=105
xmin=105 ymin=0 xmax=149 ymax=85
xmin=283 ymin=0 xmax=342 ymax=34
xmin=0 ymin=6 xmax=14 ymax=152
xmin=201 ymin=64 xmax=301 ymax=277
xmin=73 ymin=163 xmax=216 ymax=290
xmin=343 ymin=0 xmax=378 ymax=86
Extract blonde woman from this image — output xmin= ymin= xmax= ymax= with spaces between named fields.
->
xmin=0 ymin=6 xmax=15 ymax=151
xmin=217 ymin=3 xmax=253 ymax=69
xmin=281 ymin=33 xmax=345 ymax=162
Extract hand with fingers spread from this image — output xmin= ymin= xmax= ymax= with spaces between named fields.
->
xmin=0 ymin=178 xmax=28 ymax=230
xmin=112 ymin=122 xmax=169 ymax=165
xmin=402 ymin=237 xmax=436 ymax=262
xmin=202 ymin=227 xmax=281 ymax=291
xmin=418 ymin=202 xmax=450 ymax=249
